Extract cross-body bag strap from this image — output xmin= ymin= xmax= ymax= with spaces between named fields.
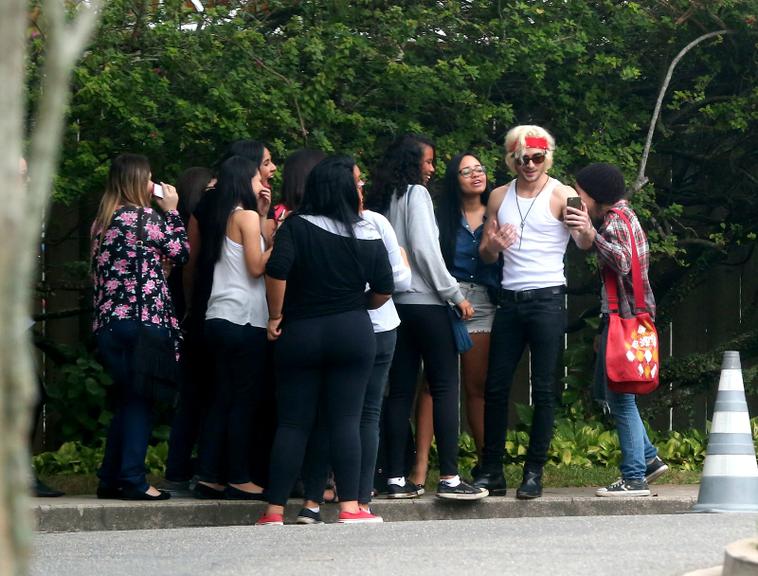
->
xmin=135 ymin=207 xmax=147 ymax=326
xmin=602 ymin=208 xmax=646 ymax=315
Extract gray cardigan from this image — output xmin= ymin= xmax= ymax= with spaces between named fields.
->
xmin=388 ymin=185 xmax=464 ymax=306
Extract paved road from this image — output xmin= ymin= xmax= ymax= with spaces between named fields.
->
xmin=32 ymin=513 xmax=757 ymax=576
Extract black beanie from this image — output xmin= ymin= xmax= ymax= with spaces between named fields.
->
xmin=575 ymin=163 xmax=626 ymax=205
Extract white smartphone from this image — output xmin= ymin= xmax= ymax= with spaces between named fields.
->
xmin=152 ymin=182 xmax=164 ymax=198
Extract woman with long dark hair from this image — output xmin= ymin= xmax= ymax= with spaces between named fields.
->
xmin=368 ymin=135 xmax=487 ymax=500
xmin=273 ymin=148 xmax=327 ymax=226
xmin=91 ymin=153 xmax=188 ymax=500
xmin=180 ymin=140 xmax=274 ymax=495
xmin=193 ymin=156 xmax=271 ymax=499
xmin=256 ymin=155 xmax=394 ymax=525
xmin=437 ymin=152 xmax=500 ymax=460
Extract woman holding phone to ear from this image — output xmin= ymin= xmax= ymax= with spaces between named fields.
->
xmin=193 ymin=155 xmax=272 ymax=500
xmin=91 ymin=153 xmax=188 ymax=500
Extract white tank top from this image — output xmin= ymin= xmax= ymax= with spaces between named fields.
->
xmin=205 ymin=211 xmax=267 ymax=328
xmin=497 ymin=177 xmax=570 ymax=291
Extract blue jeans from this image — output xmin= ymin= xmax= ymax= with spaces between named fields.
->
xmin=605 ymin=388 xmax=658 ymax=480
xmin=96 ymin=320 xmax=166 ymax=492
xmin=481 ymin=291 xmax=565 ymax=472
xmin=359 ymin=329 xmax=397 ymax=503
xmin=595 ymin=319 xmax=657 ymax=480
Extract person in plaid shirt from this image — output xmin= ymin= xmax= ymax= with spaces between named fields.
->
xmin=565 ymin=162 xmax=668 ymax=497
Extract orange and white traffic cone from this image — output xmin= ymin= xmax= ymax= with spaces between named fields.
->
xmin=692 ymin=351 xmax=758 ymax=512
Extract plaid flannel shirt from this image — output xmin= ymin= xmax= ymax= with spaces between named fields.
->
xmin=594 ymin=200 xmax=656 ymax=320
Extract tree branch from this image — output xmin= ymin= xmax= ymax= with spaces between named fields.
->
xmin=633 ymin=29 xmax=734 ymax=193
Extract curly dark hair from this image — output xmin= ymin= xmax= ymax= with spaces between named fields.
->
xmin=365 ymin=133 xmax=435 ymax=213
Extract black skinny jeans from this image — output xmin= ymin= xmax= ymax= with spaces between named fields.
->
xmin=384 ymin=304 xmax=460 ymax=478
xmin=481 ymin=292 xmax=566 ymax=473
xmin=266 ymin=310 xmax=375 ymax=506
xmin=197 ymin=319 xmax=268 ymax=485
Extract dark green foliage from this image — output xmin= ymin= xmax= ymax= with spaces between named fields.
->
xmin=44 ymin=347 xmax=113 ymax=444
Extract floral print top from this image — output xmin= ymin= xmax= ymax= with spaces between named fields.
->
xmin=92 ymin=206 xmax=189 ymax=334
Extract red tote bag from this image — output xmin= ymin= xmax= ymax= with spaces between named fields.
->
xmin=602 ymin=210 xmax=659 ymax=395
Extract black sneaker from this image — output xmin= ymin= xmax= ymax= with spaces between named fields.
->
xmin=436 ymin=480 xmax=489 ymax=500
xmin=596 ymin=478 xmax=650 ymax=497
xmin=645 ymin=456 xmax=669 ymax=484
xmin=296 ymin=508 xmax=324 ymax=525
xmin=382 ymin=481 xmax=419 ymax=499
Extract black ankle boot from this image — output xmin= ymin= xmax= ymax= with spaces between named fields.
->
xmin=516 ymin=465 xmax=543 ymax=499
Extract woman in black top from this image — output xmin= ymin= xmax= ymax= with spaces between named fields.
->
xmin=257 ymin=156 xmax=394 ymax=525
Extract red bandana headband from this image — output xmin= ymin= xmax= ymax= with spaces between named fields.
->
xmin=510 ymin=136 xmax=549 ymax=153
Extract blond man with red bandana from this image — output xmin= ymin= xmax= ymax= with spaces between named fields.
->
xmin=473 ymin=125 xmax=587 ymax=499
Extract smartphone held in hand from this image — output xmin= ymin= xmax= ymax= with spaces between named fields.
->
xmin=152 ymin=182 xmax=164 ymax=198
xmin=567 ymin=196 xmax=582 ymax=210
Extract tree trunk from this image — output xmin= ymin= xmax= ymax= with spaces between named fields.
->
xmin=0 ymin=1 xmax=36 ymax=574
xmin=0 ymin=2 xmax=100 ymax=574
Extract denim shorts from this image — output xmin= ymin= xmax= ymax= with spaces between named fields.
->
xmin=459 ymin=282 xmax=496 ymax=334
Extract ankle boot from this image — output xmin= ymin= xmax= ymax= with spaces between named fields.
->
xmin=516 ymin=465 xmax=543 ymax=499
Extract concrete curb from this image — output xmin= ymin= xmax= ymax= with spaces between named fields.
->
xmin=33 ymin=484 xmax=699 ymax=532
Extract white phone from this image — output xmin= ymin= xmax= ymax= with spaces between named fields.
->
xmin=152 ymin=182 xmax=164 ymax=198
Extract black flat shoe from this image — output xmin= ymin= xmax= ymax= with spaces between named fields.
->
xmin=516 ymin=468 xmax=543 ymax=500
xmin=119 ymin=486 xmax=171 ymax=501
xmin=224 ymin=485 xmax=266 ymax=501
xmin=35 ymin=478 xmax=65 ymax=498
xmin=96 ymin=484 xmax=122 ymax=499
xmin=193 ymin=482 xmax=225 ymax=500
xmin=472 ymin=472 xmax=507 ymax=496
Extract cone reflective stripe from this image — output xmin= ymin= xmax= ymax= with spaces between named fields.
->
xmin=693 ymin=351 xmax=758 ymax=512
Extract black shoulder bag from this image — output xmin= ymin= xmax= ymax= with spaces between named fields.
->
xmin=132 ymin=208 xmax=182 ymax=405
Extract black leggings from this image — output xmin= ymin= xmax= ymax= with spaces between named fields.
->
xmin=384 ymin=304 xmax=460 ymax=478
xmin=266 ymin=310 xmax=375 ymax=506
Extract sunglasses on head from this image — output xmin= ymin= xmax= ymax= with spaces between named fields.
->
xmin=514 ymin=152 xmax=547 ymax=166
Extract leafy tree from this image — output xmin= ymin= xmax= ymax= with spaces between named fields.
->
xmin=31 ymin=0 xmax=758 ymax=432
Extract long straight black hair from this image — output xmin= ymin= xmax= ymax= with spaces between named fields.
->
xmin=205 ymin=156 xmax=258 ymax=264
xmin=366 ymin=133 xmax=435 ymax=214
xmin=437 ymin=152 xmax=491 ymax=270
xmin=297 ymin=155 xmax=361 ymax=238
xmin=213 ymin=139 xmax=266 ymax=174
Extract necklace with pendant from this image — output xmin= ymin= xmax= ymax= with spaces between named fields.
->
xmin=515 ymin=176 xmax=549 ymax=250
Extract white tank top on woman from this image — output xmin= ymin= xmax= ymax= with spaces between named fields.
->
xmin=497 ymin=177 xmax=570 ymax=291
xmin=205 ymin=211 xmax=267 ymax=328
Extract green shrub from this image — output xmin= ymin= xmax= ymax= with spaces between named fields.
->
xmin=45 ymin=347 xmax=113 ymax=444
xmin=33 ymin=441 xmax=169 ymax=477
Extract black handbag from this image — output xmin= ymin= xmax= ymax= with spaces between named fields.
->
xmin=131 ymin=208 xmax=182 ymax=405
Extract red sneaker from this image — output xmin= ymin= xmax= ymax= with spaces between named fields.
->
xmin=255 ymin=513 xmax=284 ymax=526
xmin=337 ymin=509 xmax=383 ymax=524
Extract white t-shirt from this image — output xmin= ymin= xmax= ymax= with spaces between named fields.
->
xmin=362 ymin=210 xmax=411 ymax=333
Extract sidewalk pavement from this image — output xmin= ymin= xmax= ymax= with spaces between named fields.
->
xmin=33 ymin=484 xmax=700 ymax=533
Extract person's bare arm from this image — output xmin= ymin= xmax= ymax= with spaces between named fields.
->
xmin=479 ymin=185 xmax=517 ymax=263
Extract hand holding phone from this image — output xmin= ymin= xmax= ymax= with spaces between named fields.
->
xmin=567 ymin=196 xmax=583 ymax=210
xmin=152 ymin=182 xmax=164 ymax=199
